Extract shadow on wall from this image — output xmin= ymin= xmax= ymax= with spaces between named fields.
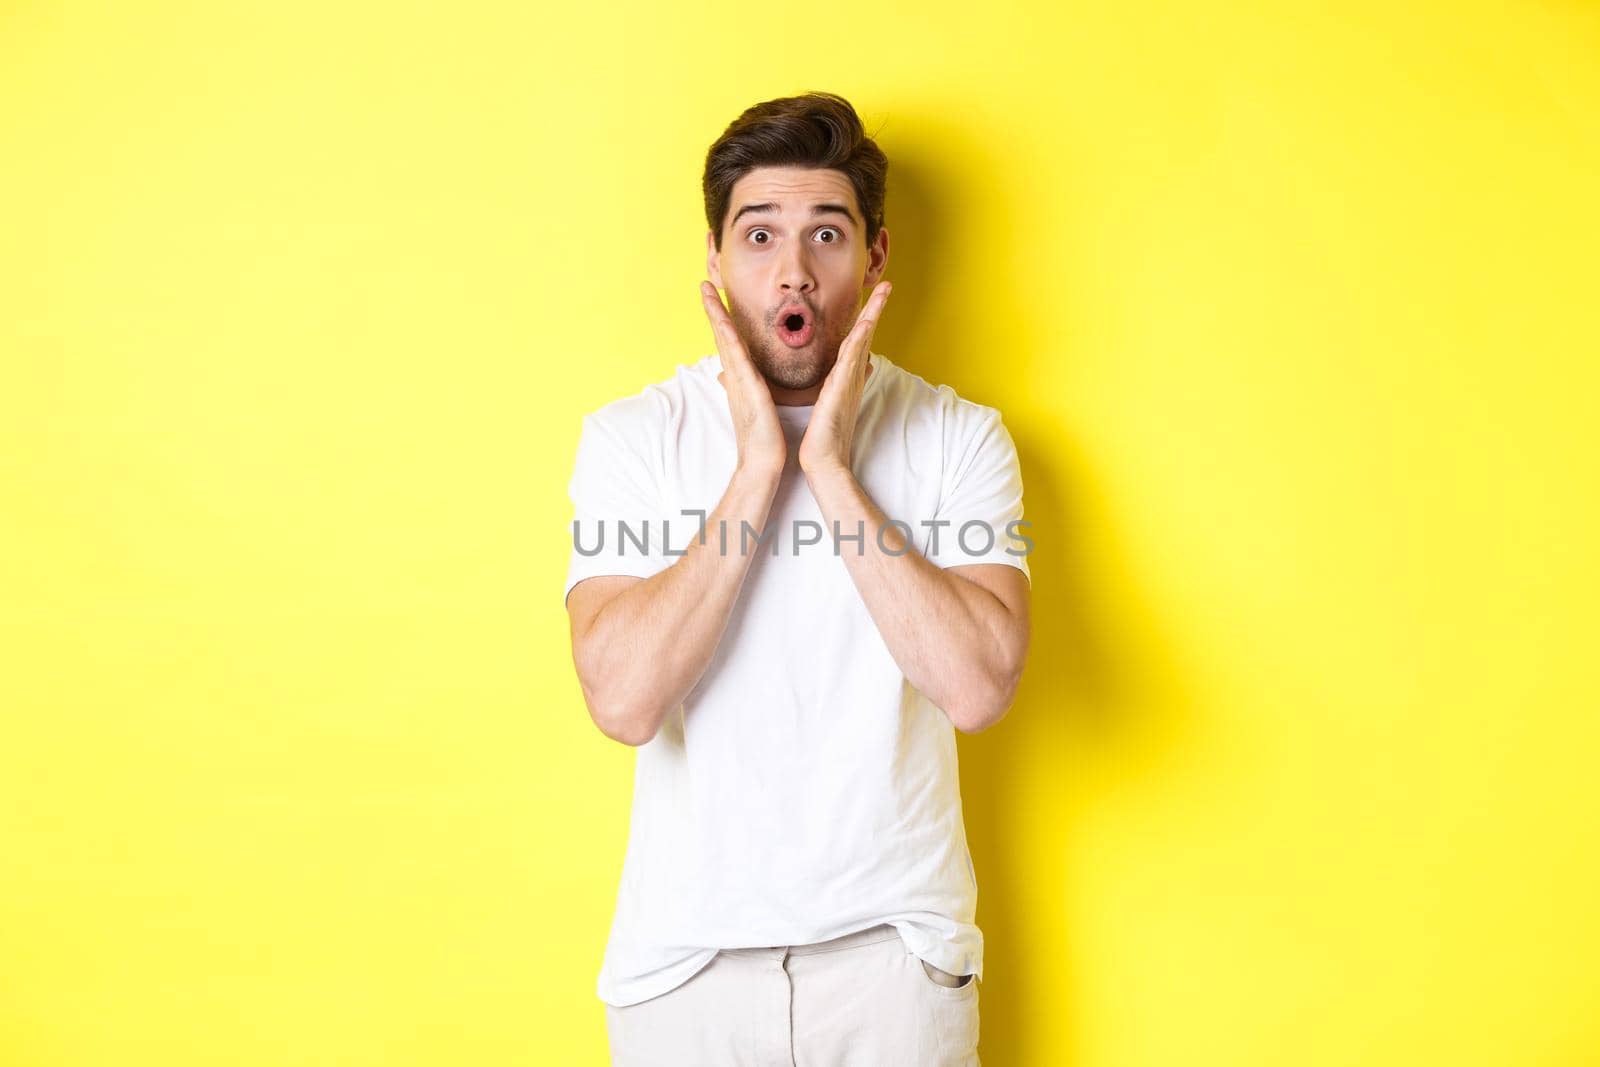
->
xmin=876 ymin=118 xmax=1203 ymax=1066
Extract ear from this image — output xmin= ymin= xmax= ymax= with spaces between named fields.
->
xmin=862 ymin=226 xmax=890 ymax=289
xmin=706 ymin=231 xmax=723 ymax=289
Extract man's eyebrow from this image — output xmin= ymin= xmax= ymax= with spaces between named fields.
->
xmin=729 ymin=202 xmax=859 ymax=227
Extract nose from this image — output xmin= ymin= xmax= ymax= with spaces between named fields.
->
xmin=777 ymin=242 xmax=816 ymax=298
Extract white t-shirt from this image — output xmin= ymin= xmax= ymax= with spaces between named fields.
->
xmin=563 ymin=350 xmax=1031 ymax=1008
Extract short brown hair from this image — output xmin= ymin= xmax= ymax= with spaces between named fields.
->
xmin=703 ymin=91 xmax=888 ymax=252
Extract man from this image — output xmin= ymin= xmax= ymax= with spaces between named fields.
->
xmin=564 ymin=91 xmax=1031 ymax=1065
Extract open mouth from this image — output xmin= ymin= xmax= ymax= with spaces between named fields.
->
xmin=776 ymin=308 xmax=815 ymax=348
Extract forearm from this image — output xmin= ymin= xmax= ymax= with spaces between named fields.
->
xmin=576 ymin=462 xmax=781 ymax=745
xmin=804 ymin=467 xmax=1024 ymax=731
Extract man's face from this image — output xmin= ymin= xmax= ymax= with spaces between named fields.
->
xmin=707 ymin=165 xmax=889 ymax=403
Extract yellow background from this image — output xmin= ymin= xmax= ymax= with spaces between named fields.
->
xmin=3 ymin=2 xmax=1597 ymax=1063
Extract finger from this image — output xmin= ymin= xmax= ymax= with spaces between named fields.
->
xmin=700 ymin=281 xmax=736 ymax=338
xmin=701 ymin=282 xmax=754 ymax=377
xmin=816 ymin=282 xmax=890 ymax=401
xmin=701 ymin=287 xmax=750 ymax=370
xmin=856 ymin=280 xmax=892 ymax=336
xmin=848 ymin=281 xmax=891 ymax=351
xmin=838 ymin=281 xmax=892 ymax=372
xmin=850 ymin=284 xmax=890 ymax=388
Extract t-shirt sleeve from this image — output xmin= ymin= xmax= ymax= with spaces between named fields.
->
xmin=922 ymin=406 xmax=1032 ymax=583
xmin=562 ymin=410 xmax=674 ymax=607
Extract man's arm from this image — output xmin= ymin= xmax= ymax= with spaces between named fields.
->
xmin=567 ymin=462 xmax=781 ymax=747
xmin=805 ymin=466 xmax=1032 ymax=733
xmin=566 ymin=279 xmax=791 ymax=747
xmin=792 ymin=280 xmax=1031 ymax=732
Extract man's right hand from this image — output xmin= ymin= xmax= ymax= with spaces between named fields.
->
xmin=702 ymin=281 xmax=786 ymax=479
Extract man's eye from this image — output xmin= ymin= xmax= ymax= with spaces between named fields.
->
xmin=749 ymin=229 xmax=771 ymax=244
xmin=815 ymin=227 xmax=841 ymax=243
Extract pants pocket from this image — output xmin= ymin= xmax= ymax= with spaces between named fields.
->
xmin=919 ymin=958 xmax=975 ymax=989
xmin=906 ymin=945 xmax=978 ymax=997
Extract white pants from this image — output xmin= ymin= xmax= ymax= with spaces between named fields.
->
xmin=603 ymin=923 xmax=981 ymax=1066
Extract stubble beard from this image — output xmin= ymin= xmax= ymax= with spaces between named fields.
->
xmin=727 ymin=299 xmax=848 ymax=394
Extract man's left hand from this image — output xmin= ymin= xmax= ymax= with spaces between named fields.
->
xmin=798 ymin=280 xmax=891 ymax=479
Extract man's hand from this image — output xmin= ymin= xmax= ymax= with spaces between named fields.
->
xmin=798 ymin=281 xmax=890 ymax=479
xmin=702 ymin=281 xmax=786 ymax=479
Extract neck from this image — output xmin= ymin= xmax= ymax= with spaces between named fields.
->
xmin=769 ymin=384 xmax=820 ymax=406
xmin=763 ymin=355 xmax=873 ymax=406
